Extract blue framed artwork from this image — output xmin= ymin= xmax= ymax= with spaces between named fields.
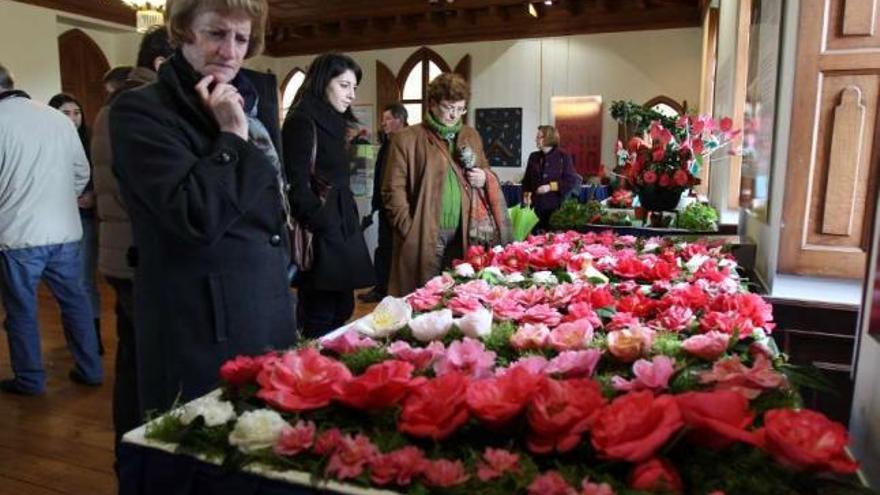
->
xmin=475 ymin=108 xmax=522 ymax=168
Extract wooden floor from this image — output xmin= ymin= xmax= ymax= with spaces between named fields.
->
xmin=0 ymin=279 xmax=377 ymax=495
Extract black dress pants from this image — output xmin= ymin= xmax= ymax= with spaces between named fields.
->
xmin=106 ymin=277 xmax=141 ymax=447
xmin=297 ymin=287 xmax=354 ymax=339
xmin=372 ymin=214 xmax=392 ymax=295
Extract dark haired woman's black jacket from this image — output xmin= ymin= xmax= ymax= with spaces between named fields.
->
xmin=109 ymin=54 xmax=296 ymax=416
xmin=283 ymin=93 xmax=374 ymax=291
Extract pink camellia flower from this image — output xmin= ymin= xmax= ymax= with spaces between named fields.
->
xmin=446 ymin=296 xmax=484 ymax=316
xmin=653 ymin=305 xmax=694 ymax=332
xmin=527 ymin=378 xmax=606 ymax=453
xmin=580 ymin=477 xmax=616 ymax=495
xmin=628 ymin=458 xmax=683 ymax=494
xmin=421 ymin=459 xmax=470 ymax=488
xmin=423 ymin=274 xmax=455 ymax=293
xmin=565 ymin=302 xmax=602 ymax=328
xmin=501 ymin=355 xmax=550 ymax=376
xmin=699 ymin=353 xmax=785 ymax=399
xmin=468 ymin=365 xmax=545 ymax=428
xmin=273 ymin=420 xmax=316 ymax=457
xmin=321 ymin=330 xmax=379 ymax=355
xmin=606 ymin=327 xmax=655 ymax=362
xmin=583 ymin=243 xmax=612 ymax=260
xmin=324 ymin=433 xmax=379 ymax=481
xmin=387 ymin=341 xmax=445 ymax=370
xmin=483 ymin=285 xmax=512 ymax=306
xmin=699 ymin=310 xmax=753 ymax=337
xmin=434 ymin=337 xmax=497 ymax=379
xmin=548 ymin=319 xmax=594 ymax=351
xmin=369 ymin=446 xmax=426 ymax=486
xmin=545 ymin=349 xmax=602 ymax=378
xmin=407 ymin=288 xmax=442 ymax=312
xmin=528 ymin=471 xmax=577 ymax=495
xmin=313 ymin=428 xmax=343 ymax=455
xmin=522 ymin=304 xmax=562 ymax=327
xmin=256 ymin=348 xmax=352 ymax=412
xmin=491 ymin=298 xmax=527 ymax=321
xmin=612 ymin=355 xmax=676 ymax=392
xmin=511 ymin=323 xmax=551 ymax=351
xmin=476 ymin=448 xmax=520 ymax=481
xmin=682 ymin=331 xmax=730 ymax=360
xmin=547 ymin=283 xmax=582 ymax=307
xmin=512 ymin=287 xmax=549 ymax=307
xmin=453 ymin=279 xmax=492 ymax=301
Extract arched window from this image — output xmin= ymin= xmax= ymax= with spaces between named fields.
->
xmin=280 ymin=67 xmax=306 ymax=119
xmin=396 ymin=48 xmax=452 ymax=125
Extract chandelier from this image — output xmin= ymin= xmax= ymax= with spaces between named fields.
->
xmin=121 ymin=0 xmax=166 ymax=33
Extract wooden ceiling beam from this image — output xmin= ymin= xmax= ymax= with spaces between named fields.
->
xmin=12 ymin=0 xmax=135 ymax=27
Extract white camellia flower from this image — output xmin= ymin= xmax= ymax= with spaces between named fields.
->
xmin=505 ymin=272 xmax=525 ymax=284
xmin=642 ymin=241 xmax=660 ymax=253
xmin=409 ymin=309 xmax=454 ymax=342
xmin=179 ymin=392 xmax=236 ymax=427
xmin=353 ymin=296 xmax=412 ymax=338
xmin=582 ymin=263 xmax=609 ymax=284
xmin=492 ymin=245 xmax=505 ymax=253
xmin=480 ymin=266 xmax=505 ymax=282
xmin=531 ymin=271 xmax=558 ymax=285
xmin=228 ymin=409 xmax=287 ymax=453
xmin=454 ymin=263 xmax=476 ymax=278
xmin=685 ymin=254 xmax=710 ymax=273
xmin=456 ymin=306 xmax=493 ymax=338
xmin=718 ymin=258 xmax=739 ymax=270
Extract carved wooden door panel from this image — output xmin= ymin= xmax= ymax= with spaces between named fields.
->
xmin=58 ymin=29 xmax=110 ymax=130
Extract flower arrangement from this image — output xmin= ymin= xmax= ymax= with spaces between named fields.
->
xmin=606 ymin=189 xmax=634 ymax=209
xmin=613 ymin=111 xmax=739 ymax=211
xmin=143 ymin=232 xmax=870 ymax=495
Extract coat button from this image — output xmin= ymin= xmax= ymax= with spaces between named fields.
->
xmin=283 ymin=183 xmax=291 ymax=192
xmin=269 ymin=234 xmax=281 ymax=246
xmin=216 ymin=150 xmax=235 ymax=164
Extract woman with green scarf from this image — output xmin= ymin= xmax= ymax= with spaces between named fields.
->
xmin=382 ymin=73 xmax=512 ymax=296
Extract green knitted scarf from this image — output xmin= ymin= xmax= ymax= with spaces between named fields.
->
xmin=425 ymin=111 xmax=462 ymax=147
xmin=426 ymin=112 xmax=463 ymax=230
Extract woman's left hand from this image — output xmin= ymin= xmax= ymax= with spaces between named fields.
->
xmin=77 ymin=191 xmax=96 ymax=209
xmin=467 ymin=168 xmax=486 ymax=188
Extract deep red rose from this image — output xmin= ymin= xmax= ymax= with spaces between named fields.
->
xmin=658 ymin=174 xmax=671 ymax=187
xmin=673 ymin=169 xmax=690 ymax=186
xmin=642 ymin=170 xmax=658 ymax=185
xmin=333 ymin=360 xmax=414 ymax=411
xmin=398 ymin=371 xmax=470 ymax=440
xmin=256 ymin=348 xmax=352 ymax=412
xmin=591 ymin=391 xmax=683 ymax=462
xmin=628 ymin=458 xmax=683 ymax=494
xmin=675 ymin=390 xmax=758 ymax=449
xmin=527 ymin=378 xmax=605 ymax=454
xmin=220 ymin=354 xmax=269 ymax=387
xmin=467 ymin=366 xmax=545 ymax=428
xmin=756 ymin=408 xmax=858 ymax=474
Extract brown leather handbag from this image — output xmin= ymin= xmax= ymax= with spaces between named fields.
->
xmin=288 ymin=119 xmax=330 ymax=272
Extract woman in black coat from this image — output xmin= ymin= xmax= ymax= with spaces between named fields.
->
xmin=522 ymin=125 xmax=580 ymax=230
xmin=283 ymin=53 xmax=374 ymax=338
xmin=109 ymin=0 xmax=296 ymax=416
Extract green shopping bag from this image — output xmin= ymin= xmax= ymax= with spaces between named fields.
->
xmin=508 ymin=205 xmax=540 ymax=241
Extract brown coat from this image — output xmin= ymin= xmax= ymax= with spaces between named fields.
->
xmin=382 ymin=123 xmax=508 ymax=296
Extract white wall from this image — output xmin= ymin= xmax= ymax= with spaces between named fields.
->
xmin=0 ymin=0 xmax=141 ymax=103
xmin=708 ymin=0 xmax=740 ymax=220
xmin=269 ymin=28 xmax=703 ymax=183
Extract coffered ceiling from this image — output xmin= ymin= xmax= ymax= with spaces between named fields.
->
xmin=14 ymin=0 xmax=704 ymax=57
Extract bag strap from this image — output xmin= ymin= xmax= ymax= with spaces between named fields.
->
xmin=309 ymin=118 xmax=318 ymax=176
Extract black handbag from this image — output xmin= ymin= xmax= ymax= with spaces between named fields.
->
xmin=288 ymin=119 xmax=330 ymax=272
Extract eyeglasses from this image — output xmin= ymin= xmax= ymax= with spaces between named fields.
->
xmin=438 ymin=102 xmax=468 ymax=115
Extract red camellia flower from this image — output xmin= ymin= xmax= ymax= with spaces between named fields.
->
xmin=464 ymin=244 xmax=492 ymax=270
xmin=497 ymin=246 xmax=530 ymax=272
xmin=645 ymin=259 xmax=680 ymax=282
xmin=628 ymin=458 xmax=683 ymax=494
xmin=756 ymin=408 xmax=859 ymax=474
xmin=642 ymin=170 xmax=658 ymax=185
xmin=673 ymin=169 xmax=690 ymax=186
xmin=256 ymin=348 xmax=352 ymax=412
xmin=527 ymin=378 xmax=606 ymax=454
xmin=591 ymin=391 xmax=683 ymax=462
xmin=369 ymin=446 xmax=426 ymax=486
xmin=333 ymin=360 xmax=414 ymax=411
xmin=529 ymin=243 xmax=570 ymax=271
xmin=528 ymin=471 xmax=577 ymax=495
xmin=324 ymin=433 xmax=379 ymax=481
xmin=467 ymin=366 xmax=545 ymax=428
xmin=658 ymin=174 xmax=671 ymax=187
xmin=613 ymin=256 xmax=645 ymax=279
xmin=398 ymin=371 xmax=470 ymax=440
xmin=220 ymin=354 xmax=270 ymax=387
xmin=675 ymin=390 xmax=758 ymax=449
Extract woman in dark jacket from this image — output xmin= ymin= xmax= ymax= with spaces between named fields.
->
xmin=109 ymin=0 xmax=296 ymax=416
xmin=48 ymin=93 xmax=103 ymax=354
xmin=283 ymin=53 xmax=374 ymax=338
xmin=522 ymin=125 xmax=580 ymax=230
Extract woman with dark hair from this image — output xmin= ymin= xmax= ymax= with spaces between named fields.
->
xmin=283 ymin=53 xmax=374 ymax=337
xmin=48 ymin=93 xmax=103 ymax=354
xmin=522 ymin=125 xmax=579 ymax=231
xmin=382 ymin=73 xmax=511 ymax=297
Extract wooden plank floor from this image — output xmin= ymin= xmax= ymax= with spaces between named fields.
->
xmin=0 ymin=279 xmax=377 ymax=494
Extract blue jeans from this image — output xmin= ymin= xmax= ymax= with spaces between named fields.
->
xmin=0 ymin=242 xmax=103 ymax=393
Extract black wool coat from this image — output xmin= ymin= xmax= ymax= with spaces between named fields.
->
xmin=282 ymin=93 xmax=374 ymax=291
xmin=109 ymin=54 xmax=297 ymax=416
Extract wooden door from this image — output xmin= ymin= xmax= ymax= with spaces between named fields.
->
xmin=58 ymin=29 xmax=110 ymax=129
xmin=778 ymin=0 xmax=880 ymax=279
